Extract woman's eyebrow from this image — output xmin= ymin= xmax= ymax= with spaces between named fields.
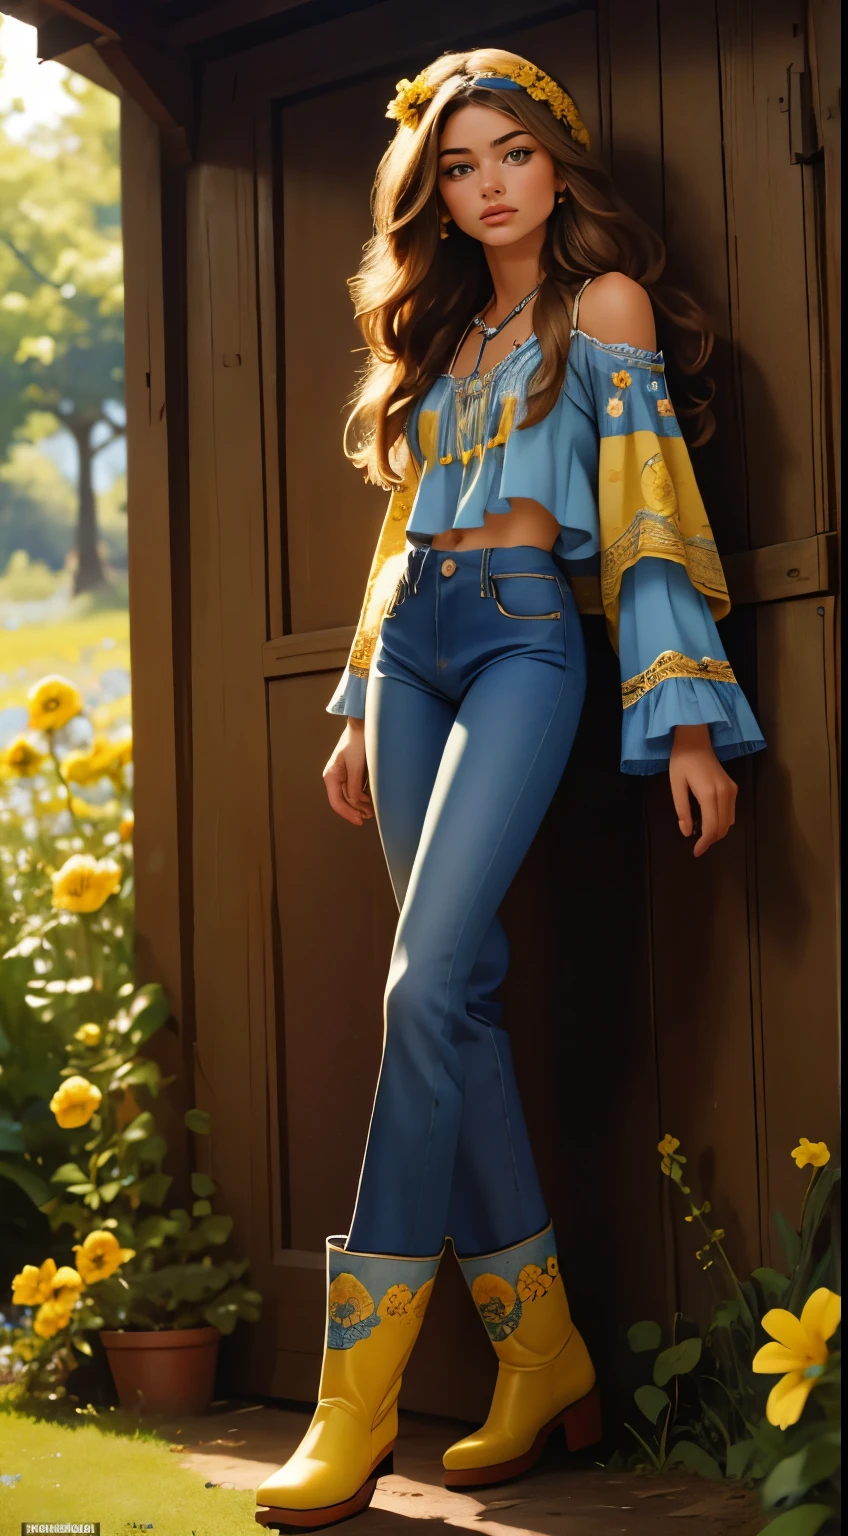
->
xmin=439 ymin=129 xmax=531 ymax=158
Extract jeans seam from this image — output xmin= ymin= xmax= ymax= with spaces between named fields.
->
xmin=411 ymin=662 xmax=570 ymax=1249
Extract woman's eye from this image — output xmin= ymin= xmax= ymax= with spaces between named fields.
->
xmin=443 ymin=162 xmax=473 ymax=179
xmin=505 ymin=147 xmax=534 ymax=164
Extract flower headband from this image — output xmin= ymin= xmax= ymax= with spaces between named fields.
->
xmin=386 ymin=61 xmax=590 ymax=150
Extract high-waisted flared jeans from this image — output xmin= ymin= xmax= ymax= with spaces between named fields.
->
xmin=345 ymin=543 xmax=587 ymax=1260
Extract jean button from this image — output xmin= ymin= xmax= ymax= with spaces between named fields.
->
xmin=441 ymin=558 xmax=457 ymax=577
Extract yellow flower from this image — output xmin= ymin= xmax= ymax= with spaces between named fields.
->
xmin=386 ymin=72 xmax=436 ymax=130
xmin=120 ymin=811 xmax=135 ymax=842
xmin=379 ymin=1283 xmax=414 ymax=1319
xmin=27 ymin=675 xmax=84 ymax=733
xmin=52 ymin=853 xmax=122 ymax=913
xmin=606 ymin=397 xmax=624 ymax=418
xmin=1 ymin=736 xmax=47 ymax=778
xmin=328 ymin=1273 xmax=375 ymax=1329
xmin=74 ymin=1023 xmax=102 ymax=1047
xmin=753 ymin=1288 xmax=841 ymax=1429
xmin=546 ymin=1256 xmax=559 ymax=1278
xmin=63 ymin=737 xmax=123 ymax=787
xmin=657 ymin=398 xmax=676 ymax=417
xmin=33 ymin=1298 xmax=74 ymax=1339
xmin=73 ymin=1230 xmax=135 ymax=1285
xmin=791 ymin=1137 xmax=831 ymax=1170
xmin=517 ymin=1262 xmax=554 ymax=1302
xmin=412 ymin=1277 xmax=435 ymax=1319
xmin=658 ymin=1134 xmax=680 ymax=1156
xmin=611 ymin=369 xmax=632 ymax=389
xmin=49 ymin=1075 xmax=102 ymax=1129
xmin=12 ymin=1258 xmax=57 ymax=1307
xmin=51 ymin=1266 xmax=84 ymax=1307
xmin=471 ymin=1272 xmax=517 ymax=1329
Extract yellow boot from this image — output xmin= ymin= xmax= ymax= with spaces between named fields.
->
xmin=256 ymin=1234 xmax=443 ymax=1530
xmin=443 ymin=1220 xmax=600 ymax=1489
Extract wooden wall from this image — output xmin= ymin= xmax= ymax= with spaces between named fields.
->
xmin=121 ymin=0 xmax=840 ymax=1416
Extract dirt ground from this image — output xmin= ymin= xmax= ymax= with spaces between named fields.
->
xmin=166 ymin=1401 xmax=765 ymax=1534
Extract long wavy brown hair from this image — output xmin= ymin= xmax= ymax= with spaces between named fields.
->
xmin=345 ymin=46 xmax=715 ymax=487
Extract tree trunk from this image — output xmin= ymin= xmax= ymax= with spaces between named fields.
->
xmin=71 ymin=420 xmax=107 ymax=594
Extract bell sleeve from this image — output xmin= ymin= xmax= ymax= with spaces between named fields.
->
xmin=582 ymin=332 xmax=766 ymax=773
xmin=325 ymin=460 xmax=417 ymax=719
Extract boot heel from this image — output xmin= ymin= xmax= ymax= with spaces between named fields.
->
xmin=561 ymin=1383 xmax=602 ymax=1452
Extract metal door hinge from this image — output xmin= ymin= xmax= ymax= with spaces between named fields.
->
xmin=782 ymin=21 xmax=821 ymax=163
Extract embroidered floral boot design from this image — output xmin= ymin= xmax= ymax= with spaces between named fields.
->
xmin=255 ymin=1235 xmax=443 ymax=1529
xmin=443 ymin=1220 xmax=600 ymax=1489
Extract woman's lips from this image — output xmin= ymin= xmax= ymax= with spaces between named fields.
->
xmin=481 ymin=206 xmax=516 ymax=224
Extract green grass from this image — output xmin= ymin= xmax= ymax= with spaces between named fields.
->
xmin=0 ymin=606 xmax=130 ymax=715
xmin=0 ymin=1411 xmax=259 ymax=1535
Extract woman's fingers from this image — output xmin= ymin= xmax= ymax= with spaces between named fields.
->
xmin=324 ymin=759 xmax=364 ymax=825
xmin=670 ymin=765 xmax=694 ymax=837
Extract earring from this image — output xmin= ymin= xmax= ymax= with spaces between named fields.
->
xmin=439 ymin=211 xmax=451 ymax=239
xmin=557 ymin=189 xmax=567 ymax=204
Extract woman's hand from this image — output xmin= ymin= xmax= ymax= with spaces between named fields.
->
xmin=669 ymin=723 xmax=737 ymax=857
xmin=323 ymin=718 xmax=374 ymax=827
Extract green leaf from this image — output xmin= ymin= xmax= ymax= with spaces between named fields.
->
xmin=121 ymin=1110 xmax=156 ymax=1142
xmin=758 ymin=1506 xmax=834 ymax=1536
xmin=115 ymin=1059 xmax=162 ymax=1096
xmin=774 ymin=1210 xmax=802 ymax=1273
xmin=664 ymin=1440 xmax=723 ymax=1480
xmin=196 ymin=1214 xmax=232 ymax=1245
xmin=138 ymin=1172 xmax=173 ymax=1207
xmin=127 ymin=984 xmax=170 ymax=1043
xmin=134 ymin=1214 xmax=180 ymax=1249
xmin=98 ymin=1180 xmax=122 ymax=1203
xmin=762 ymin=1433 xmax=842 ymax=1512
xmin=0 ymin=1156 xmax=52 ymax=1208
xmin=634 ymin=1384 xmax=670 ymax=1425
xmin=185 ymin=1108 xmax=211 ymax=1134
xmin=627 ymin=1320 xmax=663 ymax=1354
xmin=73 ymin=1338 xmax=94 ymax=1358
xmin=752 ymin=1267 xmax=791 ymax=1306
xmin=0 ymin=1117 xmax=24 ymax=1153
xmin=51 ymin=1162 xmax=88 ymax=1185
xmin=191 ymin=1171 xmax=216 ymax=1198
xmin=725 ymin=1439 xmax=758 ymax=1481
xmin=708 ymin=1299 xmax=745 ymax=1334
xmin=653 ymin=1337 xmax=702 ymax=1386
xmin=192 ymin=1199 xmax=212 ymax=1217
xmin=66 ymin=1182 xmax=95 ymax=1195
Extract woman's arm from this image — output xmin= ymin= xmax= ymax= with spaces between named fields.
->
xmin=580 ymin=273 xmax=763 ymax=857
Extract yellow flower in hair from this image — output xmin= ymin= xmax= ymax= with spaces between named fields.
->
xmin=50 ymin=1075 xmax=102 ymax=1129
xmin=27 ymin=675 xmax=83 ymax=732
xmin=517 ymin=1262 xmax=554 ymax=1302
xmin=386 ymin=71 xmax=436 ymax=130
xmin=611 ymin=369 xmax=632 ymax=389
xmin=606 ymin=398 xmax=624 ymax=418
xmin=791 ymin=1137 xmax=830 ymax=1170
xmin=485 ymin=62 xmax=591 ymax=149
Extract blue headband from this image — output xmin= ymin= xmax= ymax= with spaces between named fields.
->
xmin=471 ymin=75 xmax=521 ymax=91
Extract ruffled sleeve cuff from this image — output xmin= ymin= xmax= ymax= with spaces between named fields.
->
xmin=326 ymin=666 xmax=367 ymax=720
xmin=621 ymin=677 xmax=766 ymax=776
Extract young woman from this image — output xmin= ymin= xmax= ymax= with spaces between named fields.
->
xmin=256 ymin=45 xmax=765 ymax=1530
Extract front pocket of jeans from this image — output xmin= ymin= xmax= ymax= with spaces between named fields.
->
xmin=490 ymin=572 xmax=562 ymax=620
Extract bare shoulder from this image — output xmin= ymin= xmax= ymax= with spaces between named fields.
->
xmin=578 ymin=272 xmax=657 ymax=352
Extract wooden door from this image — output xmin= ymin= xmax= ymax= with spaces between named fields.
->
xmin=172 ymin=0 xmax=839 ymax=1417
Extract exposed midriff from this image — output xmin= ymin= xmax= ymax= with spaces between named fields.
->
xmin=429 ymin=496 xmax=560 ymax=552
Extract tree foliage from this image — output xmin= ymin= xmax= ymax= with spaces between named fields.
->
xmin=0 ymin=57 xmax=123 ymax=591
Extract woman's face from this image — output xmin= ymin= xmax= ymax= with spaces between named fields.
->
xmin=437 ymin=102 xmax=562 ymax=247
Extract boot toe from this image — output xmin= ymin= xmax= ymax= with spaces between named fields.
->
xmin=443 ymin=1431 xmax=515 ymax=1471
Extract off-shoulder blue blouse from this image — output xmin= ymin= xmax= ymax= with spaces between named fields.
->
xmin=327 ymin=326 xmax=765 ymax=776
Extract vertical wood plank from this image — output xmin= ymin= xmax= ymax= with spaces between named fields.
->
xmin=121 ymin=99 xmax=183 ymax=1018
xmin=657 ymin=1 xmax=746 ymax=553
xmin=753 ymin=596 xmax=841 ymax=1245
xmin=603 ymin=0 xmax=664 ymax=235
xmin=717 ymin=0 xmax=818 ymax=548
xmin=186 ymin=142 xmax=279 ymax=1378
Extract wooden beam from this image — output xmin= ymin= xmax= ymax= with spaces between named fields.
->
xmin=42 ymin=0 xmax=164 ymax=45
xmin=96 ymin=37 xmax=195 ymax=163
xmin=166 ymin=0 xmax=319 ymax=49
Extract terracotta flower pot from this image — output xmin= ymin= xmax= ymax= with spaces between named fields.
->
xmin=101 ymin=1325 xmax=220 ymax=1415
